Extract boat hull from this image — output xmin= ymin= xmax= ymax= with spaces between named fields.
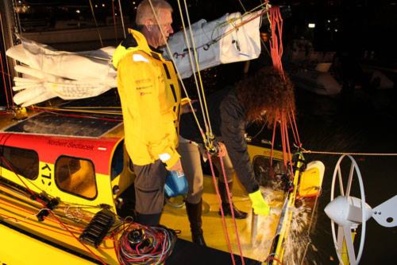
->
xmin=0 ymin=106 xmax=324 ymax=264
xmin=0 ymin=222 xmax=99 ymax=265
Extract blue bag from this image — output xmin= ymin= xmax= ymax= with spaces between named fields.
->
xmin=165 ymin=170 xmax=188 ymax=197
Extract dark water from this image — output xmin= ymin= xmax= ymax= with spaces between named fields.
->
xmin=190 ymin=64 xmax=397 ymax=264
xmin=292 ymin=85 xmax=397 ymax=264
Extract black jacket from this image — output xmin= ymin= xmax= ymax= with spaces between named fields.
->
xmin=180 ymin=87 xmax=259 ymax=193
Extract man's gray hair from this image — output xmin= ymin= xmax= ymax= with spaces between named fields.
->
xmin=135 ymin=0 xmax=173 ymax=26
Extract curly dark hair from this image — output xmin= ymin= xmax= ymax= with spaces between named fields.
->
xmin=236 ymin=66 xmax=296 ymax=128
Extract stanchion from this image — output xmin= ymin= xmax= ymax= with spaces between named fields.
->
xmin=251 ymin=210 xmax=258 ymax=245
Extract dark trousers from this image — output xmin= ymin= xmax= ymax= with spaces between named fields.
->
xmin=133 ymin=159 xmax=167 ymax=218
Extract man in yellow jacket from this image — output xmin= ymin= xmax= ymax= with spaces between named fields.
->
xmin=112 ymin=0 xmax=183 ymax=226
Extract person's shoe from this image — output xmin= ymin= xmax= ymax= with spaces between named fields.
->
xmin=186 ymin=200 xmax=206 ymax=246
xmin=219 ymin=203 xmax=248 ymax=219
xmin=192 ymin=233 xmax=206 ymax=246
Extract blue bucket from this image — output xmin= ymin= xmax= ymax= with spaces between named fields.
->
xmin=165 ymin=170 xmax=188 ymax=197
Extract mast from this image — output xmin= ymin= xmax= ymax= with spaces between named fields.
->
xmin=0 ymin=0 xmax=19 ymax=107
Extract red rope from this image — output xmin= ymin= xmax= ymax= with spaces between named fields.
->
xmin=207 ymin=153 xmax=237 ymax=265
xmin=269 ymin=6 xmax=285 ymax=76
xmin=218 ymin=152 xmax=245 ymax=265
xmin=268 ymin=4 xmax=302 ymax=164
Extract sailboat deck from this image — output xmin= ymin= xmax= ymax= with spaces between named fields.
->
xmin=161 ymin=174 xmax=316 ymax=264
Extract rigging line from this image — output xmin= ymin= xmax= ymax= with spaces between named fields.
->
xmin=206 ymin=7 xmax=266 ymax=51
xmin=301 ymin=150 xmax=397 ymax=156
xmin=0 ymin=211 xmax=84 ymax=239
xmin=163 ymin=0 xmax=213 ymax=148
xmin=283 ymin=116 xmax=294 ymax=174
xmin=286 ymin=121 xmax=295 ymax=175
xmin=0 ymin=53 xmax=11 ymax=107
xmin=261 ymin=36 xmax=271 ymax=58
xmin=269 ymin=6 xmax=300 ymax=149
xmin=117 ymin=0 xmax=127 ymax=39
xmin=111 ymin=0 xmax=120 ymax=42
xmin=167 ymin=3 xmax=267 ymax=152
xmin=181 ymin=0 xmax=213 ymax=138
xmin=178 ymin=0 xmax=215 ymax=147
xmin=175 ymin=0 xmax=208 ymax=128
xmin=145 ymin=0 xmax=201 ymax=130
xmin=167 ymin=5 xmax=248 ymax=259
xmin=215 ymin=2 xmax=268 ymax=28
xmin=267 ymin=4 xmax=298 ymax=174
xmin=3 ymin=1 xmax=21 ymax=108
xmin=207 ymin=154 xmax=237 ymax=265
xmin=248 ymin=122 xmax=267 ymax=140
xmin=261 ymin=2 xmax=272 ymax=57
xmin=237 ymin=2 xmax=269 ymax=16
xmin=173 ymin=5 xmax=268 ymax=64
xmin=147 ymin=0 xmax=187 ymax=82
xmin=0 ymin=155 xmax=52 ymax=201
xmin=268 ymin=151 xmax=305 ymax=265
xmin=111 ymin=2 xmax=116 ymax=25
xmin=288 ymin=108 xmax=301 ymax=147
xmin=46 ymin=208 xmax=108 ymax=265
xmin=10 ymin=0 xmax=22 ymax=38
xmin=218 ymin=154 xmax=246 ymax=265
xmin=263 ymin=2 xmax=272 ymax=28
xmin=0 ymin=195 xmax=86 ymax=234
xmin=300 ymin=193 xmax=322 ymax=265
xmin=0 ymin=173 xmax=114 ymax=263
xmin=87 ymin=0 xmax=104 ymax=47
xmin=32 ymin=106 xmax=122 ymax=117
xmin=269 ymin=122 xmax=277 ymax=166
xmin=0 ymin=183 xmax=104 ymax=218
xmin=144 ymin=1 xmax=188 ymax=88
xmin=0 ymin=158 xmax=104 ymax=222
xmin=269 ymin=6 xmax=284 ymax=74
xmin=0 ymin=14 xmax=12 ymax=107
xmin=176 ymin=4 xmax=271 ymax=150
xmin=0 ymin=166 xmax=107 ymax=213
xmin=0 ymin=184 xmax=98 ymax=231
xmin=237 ymin=0 xmax=247 ymax=13
xmin=0 ymin=131 xmax=12 ymax=147
xmin=281 ymin=117 xmax=291 ymax=169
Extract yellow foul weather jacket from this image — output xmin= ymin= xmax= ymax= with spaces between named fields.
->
xmin=112 ymin=29 xmax=181 ymax=169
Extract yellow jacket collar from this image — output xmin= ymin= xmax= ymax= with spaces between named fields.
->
xmin=112 ymin=29 xmax=152 ymax=69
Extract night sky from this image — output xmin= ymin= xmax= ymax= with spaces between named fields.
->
xmin=11 ymin=0 xmax=397 ymax=60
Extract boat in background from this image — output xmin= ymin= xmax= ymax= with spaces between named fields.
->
xmin=21 ymin=22 xmax=126 ymax=48
xmin=3 ymin=1 xmax=128 ymax=52
xmin=285 ymin=39 xmax=342 ymax=96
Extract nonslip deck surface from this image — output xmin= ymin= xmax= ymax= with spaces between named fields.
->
xmin=3 ymin=111 xmax=122 ymax=137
